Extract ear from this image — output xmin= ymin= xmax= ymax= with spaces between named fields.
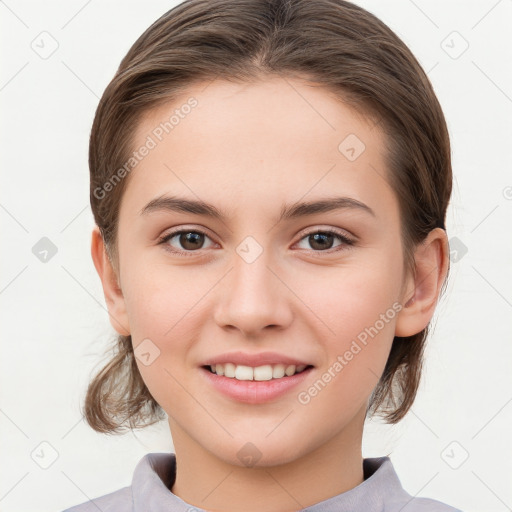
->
xmin=395 ymin=227 xmax=450 ymax=337
xmin=90 ymin=225 xmax=131 ymax=336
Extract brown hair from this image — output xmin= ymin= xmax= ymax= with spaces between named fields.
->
xmin=84 ymin=0 xmax=452 ymax=433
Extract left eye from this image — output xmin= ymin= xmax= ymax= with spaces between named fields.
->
xmin=158 ymin=228 xmax=354 ymax=255
xmin=295 ymin=230 xmax=354 ymax=251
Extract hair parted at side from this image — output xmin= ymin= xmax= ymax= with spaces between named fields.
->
xmin=84 ymin=0 xmax=452 ymax=434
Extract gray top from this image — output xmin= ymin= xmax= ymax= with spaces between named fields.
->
xmin=63 ymin=452 xmax=462 ymax=511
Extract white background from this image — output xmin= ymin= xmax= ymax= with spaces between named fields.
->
xmin=1 ymin=1 xmax=511 ymax=511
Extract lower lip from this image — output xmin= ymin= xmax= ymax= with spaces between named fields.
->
xmin=200 ymin=366 xmax=314 ymax=404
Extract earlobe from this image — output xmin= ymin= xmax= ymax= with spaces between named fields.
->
xmin=90 ymin=226 xmax=131 ymax=336
xmin=394 ymin=228 xmax=449 ymax=338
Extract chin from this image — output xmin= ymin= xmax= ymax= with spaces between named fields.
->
xmin=205 ymin=435 xmax=307 ymax=469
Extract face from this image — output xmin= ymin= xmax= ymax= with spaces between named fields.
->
xmin=112 ymin=76 xmax=410 ymax=467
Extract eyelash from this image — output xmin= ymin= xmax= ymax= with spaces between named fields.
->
xmin=157 ymin=227 xmax=355 ymax=257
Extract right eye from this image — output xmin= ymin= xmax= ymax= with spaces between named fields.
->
xmin=158 ymin=228 xmax=216 ymax=256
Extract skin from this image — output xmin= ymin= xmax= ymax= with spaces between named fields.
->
xmin=91 ymin=76 xmax=449 ymax=511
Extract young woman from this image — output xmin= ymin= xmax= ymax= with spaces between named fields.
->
xmin=64 ymin=0 xmax=461 ymax=510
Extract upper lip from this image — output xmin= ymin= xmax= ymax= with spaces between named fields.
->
xmin=201 ymin=351 xmax=314 ymax=368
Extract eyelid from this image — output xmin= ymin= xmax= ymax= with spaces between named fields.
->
xmin=295 ymin=224 xmax=355 ymax=242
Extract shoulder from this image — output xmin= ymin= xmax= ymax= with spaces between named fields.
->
xmin=395 ymin=495 xmax=463 ymax=511
xmin=362 ymin=457 xmax=464 ymax=512
xmin=61 ymin=485 xmax=132 ymax=512
xmin=61 ymin=452 xmax=176 ymax=512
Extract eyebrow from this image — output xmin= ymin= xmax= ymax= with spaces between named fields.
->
xmin=139 ymin=194 xmax=376 ymax=222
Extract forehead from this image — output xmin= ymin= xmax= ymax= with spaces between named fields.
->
xmin=121 ymin=76 xmax=395 ymax=223
xmin=137 ymin=76 xmax=380 ymax=154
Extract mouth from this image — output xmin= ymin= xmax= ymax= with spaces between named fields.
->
xmin=202 ymin=363 xmax=314 ymax=381
xmin=200 ymin=363 xmax=315 ymax=404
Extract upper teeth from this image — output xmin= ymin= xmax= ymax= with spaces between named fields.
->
xmin=210 ymin=363 xmax=307 ymax=381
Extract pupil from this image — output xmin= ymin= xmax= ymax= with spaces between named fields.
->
xmin=311 ymin=233 xmax=333 ymax=250
xmin=181 ymin=232 xmax=203 ymax=250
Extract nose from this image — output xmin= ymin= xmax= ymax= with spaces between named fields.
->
xmin=213 ymin=246 xmax=293 ymax=337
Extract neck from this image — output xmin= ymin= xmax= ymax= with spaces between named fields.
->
xmin=169 ymin=409 xmax=366 ymax=512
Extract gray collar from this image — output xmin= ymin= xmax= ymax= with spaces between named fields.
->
xmin=132 ymin=453 xmax=415 ymax=512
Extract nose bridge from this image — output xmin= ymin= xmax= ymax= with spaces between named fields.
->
xmin=213 ymin=236 xmax=292 ymax=333
xmin=230 ymin=238 xmax=280 ymax=308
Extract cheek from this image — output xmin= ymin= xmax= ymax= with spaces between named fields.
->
xmin=122 ymin=259 xmax=204 ymax=339
xmin=295 ymin=298 xmax=396 ymax=427
xmin=301 ymin=259 xmax=400 ymax=391
xmin=121 ymin=262 xmax=210 ymax=393
xmin=123 ymin=266 xmax=197 ymax=412
xmin=299 ymin=258 xmax=401 ymax=340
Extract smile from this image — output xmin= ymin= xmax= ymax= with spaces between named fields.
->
xmin=200 ymin=364 xmax=315 ymax=404
xmin=205 ymin=363 xmax=312 ymax=381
